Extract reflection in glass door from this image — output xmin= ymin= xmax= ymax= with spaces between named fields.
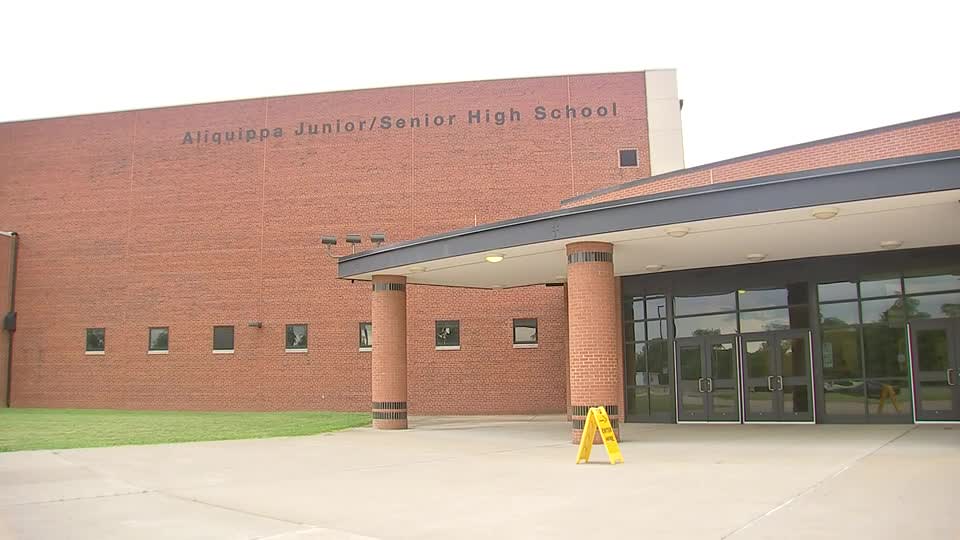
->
xmin=675 ymin=336 xmax=740 ymax=422
xmin=740 ymin=330 xmax=814 ymax=422
xmin=910 ymin=319 xmax=960 ymax=421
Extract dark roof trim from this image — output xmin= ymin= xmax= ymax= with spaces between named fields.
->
xmin=338 ymin=150 xmax=960 ymax=279
xmin=561 ymin=110 xmax=960 ymax=206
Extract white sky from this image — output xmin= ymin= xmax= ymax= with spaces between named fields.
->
xmin=3 ymin=0 xmax=958 ymax=167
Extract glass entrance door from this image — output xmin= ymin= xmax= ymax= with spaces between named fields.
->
xmin=675 ymin=336 xmax=740 ymax=422
xmin=910 ymin=319 xmax=960 ymax=421
xmin=740 ymin=330 xmax=814 ymax=422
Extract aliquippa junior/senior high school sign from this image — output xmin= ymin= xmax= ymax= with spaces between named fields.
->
xmin=180 ymin=102 xmax=622 ymax=145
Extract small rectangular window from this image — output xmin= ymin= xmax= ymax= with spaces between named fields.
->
xmin=436 ymin=320 xmax=460 ymax=349
xmin=285 ymin=324 xmax=308 ymax=351
xmin=618 ymin=148 xmax=639 ymax=168
xmin=213 ymin=326 xmax=235 ymax=353
xmin=85 ymin=328 xmax=105 ymax=354
xmin=513 ymin=318 xmax=538 ymax=346
xmin=359 ymin=322 xmax=372 ymax=350
xmin=148 ymin=327 xmax=169 ymax=353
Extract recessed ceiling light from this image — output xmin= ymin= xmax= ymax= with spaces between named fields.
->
xmin=746 ymin=253 xmax=766 ymax=262
xmin=485 ymin=254 xmax=504 ymax=263
xmin=491 ymin=285 xmax=503 ymax=289
xmin=553 ymin=275 xmax=566 ymax=280
xmin=644 ymin=264 xmax=664 ymax=272
xmin=880 ymin=240 xmax=903 ymax=250
xmin=408 ymin=266 xmax=426 ymax=273
xmin=812 ymin=207 xmax=839 ymax=220
xmin=666 ymin=226 xmax=690 ymax=238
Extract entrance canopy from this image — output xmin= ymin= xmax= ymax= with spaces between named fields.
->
xmin=338 ymin=151 xmax=960 ymax=288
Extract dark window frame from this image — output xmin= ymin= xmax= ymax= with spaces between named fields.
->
xmin=285 ymin=324 xmax=309 ymax=351
xmin=512 ymin=318 xmax=538 ymax=345
xmin=213 ymin=325 xmax=235 ymax=352
xmin=85 ymin=328 xmax=105 ymax=353
xmin=618 ymin=148 xmax=639 ymax=168
xmin=359 ymin=322 xmax=372 ymax=349
xmin=148 ymin=326 xmax=169 ymax=352
xmin=435 ymin=320 xmax=460 ymax=348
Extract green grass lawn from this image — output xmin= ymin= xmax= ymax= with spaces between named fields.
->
xmin=0 ymin=408 xmax=371 ymax=452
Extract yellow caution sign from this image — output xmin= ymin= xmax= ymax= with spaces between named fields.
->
xmin=575 ymin=406 xmax=624 ymax=465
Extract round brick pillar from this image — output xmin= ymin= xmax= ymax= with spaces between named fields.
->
xmin=566 ymin=242 xmax=621 ymax=443
xmin=371 ymin=275 xmax=408 ymax=429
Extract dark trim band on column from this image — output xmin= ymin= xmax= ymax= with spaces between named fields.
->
xmin=372 ymin=282 xmax=406 ymax=292
xmin=373 ymin=411 xmax=408 ymax=420
xmin=572 ymin=419 xmax=619 ymax=429
xmin=567 ymin=251 xmax=613 ymax=264
xmin=570 ymin=404 xmax=619 ymax=416
xmin=372 ymin=401 xmax=407 ymax=410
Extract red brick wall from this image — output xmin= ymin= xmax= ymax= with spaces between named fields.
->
xmin=565 ymin=112 xmax=960 ymax=207
xmin=0 ymin=72 xmax=651 ymax=413
xmin=0 ymin=234 xmax=12 ymax=406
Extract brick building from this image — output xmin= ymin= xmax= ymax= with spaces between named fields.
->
xmin=3 ymin=70 xmax=960 ymax=439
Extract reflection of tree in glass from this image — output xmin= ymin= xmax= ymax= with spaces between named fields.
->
xmin=763 ymin=321 xmax=789 ymax=331
xmin=879 ymin=296 xmax=928 ymax=324
xmin=943 ymin=303 xmax=960 ymax=318
xmin=692 ymin=328 xmax=721 ymax=336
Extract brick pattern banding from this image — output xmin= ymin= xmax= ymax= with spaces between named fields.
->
xmin=372 ymin=283 xmax=406 ymax=292
xmin=371 ymin=275 xmax=408 ymax=429
xmin=566 ymin=242 xmax=622 ymax=444
xmin=566 ymin=251 xmax=613 ymax=264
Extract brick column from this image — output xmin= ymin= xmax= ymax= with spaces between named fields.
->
xmin=566 ymin=242 xmax=621 ymax=443
xmin=371 ymin=275 xmax=408 ymax=429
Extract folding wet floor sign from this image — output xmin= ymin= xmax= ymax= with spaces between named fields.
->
xmin=575 ymin=406 xmax=624 ymax=464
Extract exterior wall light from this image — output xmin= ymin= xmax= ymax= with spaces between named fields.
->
xmin=320 ymin=233 xmax=387 ymax=258
xmin=746 ymin=253 xmax=767 ymax=262
xmin=485 ymin=254 xmax=505 ymax=263
xmin=880 ymin=240 xmax=903 ymax=250
xmin=644 ymin=264 xmax=664 ymax=271
xmin=812 ymin=207 xmax=839 ymax=220
xmin=666 ymin=226 xmax=690 ymax=238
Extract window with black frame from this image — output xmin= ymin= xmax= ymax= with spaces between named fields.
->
xmin=85 ymin=328 xmax=105 ymax=354
xmin=513 ymin=318 xmax=537 ymax=346
xmin=818 ymin=276 xmax=913 ymax=420
xmin=359 ymin=322 xmax=372 ymax=350
xmin=623 ymin=295 xmax=671 ymax=421
xmin=436 ymin=320 xmax=460 ymax=349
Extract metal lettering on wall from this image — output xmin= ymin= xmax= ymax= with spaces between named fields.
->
xmin=180 ymin=103 xmax=620 ymax=145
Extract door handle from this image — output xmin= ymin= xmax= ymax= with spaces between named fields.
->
xmin=706 ymin=378 xmax=714 ymax=393
xmin=698 ymin=378 xmax=705 ymax=393
xmin=776 ymin=376 xmax=784 ymax=391
xmin=767 ymin=376 xmax=775 ymax=391
xmin=948 ymin=369 xmax=957 ymax=387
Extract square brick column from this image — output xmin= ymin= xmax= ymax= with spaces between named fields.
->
xmin=371 ymin=275 xmax=408 ymax=429
xmin=566 ymin=242 xmax=621 ymax=443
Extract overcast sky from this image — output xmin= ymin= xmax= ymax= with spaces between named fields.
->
xmin=3 ymin=0 xmax=958 ymax=166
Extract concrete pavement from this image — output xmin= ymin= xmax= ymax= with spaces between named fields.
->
xmin=1 ymin=416 xmax=958 ymax=539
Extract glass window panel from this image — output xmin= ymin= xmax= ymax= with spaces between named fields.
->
xmin=866 ymin=378 xmax=911 ymax=417
xmin=149 ymin=327 xmax=169 ymax=351
xmin=513 ymin=319 xmax=537 ymax=344
xmin=645 ymin=296 xmax=666 ymax=320
xmin=739 ymin=308 xmax=791 ymax=333
xmin=821 ymin=327 xmax=862 ymax=379
xmin=737 ymin=288 xmax=789 ymax=310
xmin=904 ymin=272 xmax=960 ymax=294
xmin=359 ymin=322 xmax=372 ymax=348
xmin=646 ymin=320 xmax=668 ymax=340
xmin=824 ymin=378 xmax=865 ymax=417
xmin=285 ymin=324 xmax=308 ymax=349
xmin=861 ymin=298 xmax=907 ymax=326
xmin=819 ymin=301 xmax=859 ymax=327
xmin=624 ymin=343 xmax=643 ymax=384
xmin=818 ymin=281 xmax=857 ymax=302
xmin=909 ymin=292 xmax=960 ymax=319
xmin=674 ymin=292 xmax=735 ymax=316
xmin=213 ymin=326 xmax=234 ymax=351
xmin=860 ymin=277 xmax=902 ymax=298
xmin=863 ymin=324 xmax=908 ymax=379
xmin=624 ymin=322 xmax=645 ymax=342
xmin=85 ymin=328 xmax=105 ymax=352
xmin=622 ymin=297 xmax=644 ymax=321
xmin=674 ymin=313 xmax=737 ymax=338
xmin=627 ymin=386 xmax=651 ymax=417
xmin=436 ymin=320 xmax=460 ymax=347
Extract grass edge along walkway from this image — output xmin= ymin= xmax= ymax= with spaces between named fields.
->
xmin=0 ymin=408 xmax=371 ymax=452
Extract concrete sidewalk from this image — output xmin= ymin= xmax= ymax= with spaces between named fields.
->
xmin=1 ymin=417 xmax=957 ymax=539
